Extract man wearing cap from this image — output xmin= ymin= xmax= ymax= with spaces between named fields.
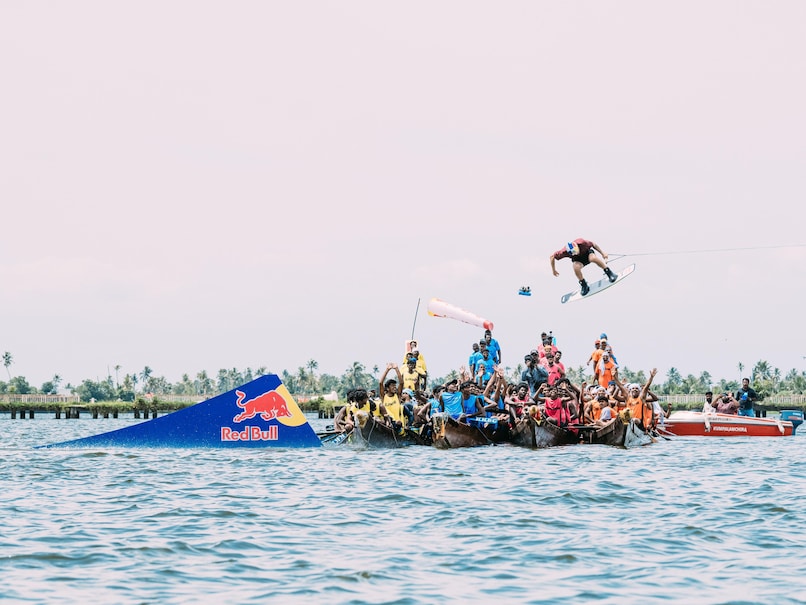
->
xmin=438 ymin=379 xmax=464 ymax=419
xmin=550 ymin=237 xmax=617 ymax=296
xmin=521 ymin=354 xmax=549 ymax=397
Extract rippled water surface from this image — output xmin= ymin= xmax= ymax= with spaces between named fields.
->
xmin=2 ymin=414 xmax=806 ymax=604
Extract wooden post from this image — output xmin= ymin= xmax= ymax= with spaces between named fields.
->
xmin=151 ymin=410 xmax=157 ymax=418
xmin=29 ymin=410 xmax=34 ymax=419
xmin=55 ymin=410 xmax=61 ymax=419
xmin=113 ymin=410 xmax=118 ymax=418
xmin=10 ymin=409 xmax=16 ymax=419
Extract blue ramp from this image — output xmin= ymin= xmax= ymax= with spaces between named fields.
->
xmin=38 ymin=374 xmax=322 ymax=448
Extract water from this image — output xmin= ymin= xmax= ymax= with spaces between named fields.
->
xmin=2 ymin=414 xmax=806 ymax=604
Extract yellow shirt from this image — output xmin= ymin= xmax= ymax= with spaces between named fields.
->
xmin=382 ymin=394 xmax=406 ymax=427
xmin=401 ymin=366 xmax=424 ymax=391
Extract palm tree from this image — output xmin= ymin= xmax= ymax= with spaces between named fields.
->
xmin=664 ymin=367 xmax=682 ymax=394
xmin=738 ymin=362 xmax=744 ymax=382
xmin=281 ymin=369 xmax=296 ymax=393
xmin=195 ymin=370 xmax=212 ymax=397
xmin=698 ymin=371 xmax=712 ymax=392
xmin=306 ymin=359 xmax=319 ymax=393
xmin=217 ymin=369 xmax=230 ymax=393
xmin=2 ymin=352 xmax=13 ymax=380
xmin=114 ymin=365 xmax=121 ymax=389
xmin=140 ymin=366 xmax=153 ymax=393
xmin=296 ymin=367 xmax=308 ymax=394
xmin=752 ymin=360 xmax=772 ymax=382
xmin=53 ymin=374 xmax=62 ymax=392
xmin=343 ymin=361 xmax=366 ymax=390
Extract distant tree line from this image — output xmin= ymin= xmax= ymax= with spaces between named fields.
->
xmin=0 ymin=351 xmax=804 ymax=401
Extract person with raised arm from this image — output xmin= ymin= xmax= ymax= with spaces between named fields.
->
xmin=614 ymin=368 xmax=658 ymax=431
xmin=550 ymin=238 xmax=618 ymax=296
xmin=379 ymin=363 xmax=405 ymax=433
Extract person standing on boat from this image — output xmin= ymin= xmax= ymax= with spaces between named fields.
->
xmin=483 ymin=329 xmax=502 ymax=365
xmin=521 ymin=353 xmax=549 ymax=397
xmin=550 ymin=238 xmax=618 ymax=296
xmin=401 ymin=357 xmax=426 ymax=393
xmin=402 ymin=345 xmax=428 ymax=385
xmin=596 ymin=351 xmax=617 ymax=389
xmin=544 ymin=349 xmax=566 ymax=386
xmin=468 ymin=342 xmax=481 ymax=377
xmin=735 ymin=378 xmax=760 ymax=417
xmin=536 ymin=332 xmax=556 ymax=364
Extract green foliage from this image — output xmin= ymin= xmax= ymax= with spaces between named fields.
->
xmin=75 ymin=379 xmax=116 ymax=402
xmin=9 ymin=376 xmax=32 ymax=394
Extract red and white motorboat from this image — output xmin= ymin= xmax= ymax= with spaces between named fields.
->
xmin=663 ymin=411 xmax=794 ymax=437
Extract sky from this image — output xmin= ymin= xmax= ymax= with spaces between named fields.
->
xmin=2 ymin=1 xmax=805 ymax=390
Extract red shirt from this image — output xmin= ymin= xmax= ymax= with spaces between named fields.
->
xmin=553 ymin=238 xmax=594 ymax=261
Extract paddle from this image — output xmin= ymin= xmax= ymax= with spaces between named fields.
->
xmin=317 ymin=427 xmax=353 ymax=445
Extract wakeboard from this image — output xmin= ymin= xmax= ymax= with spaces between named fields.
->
xmin=560 ymin=263 xmax=635 ymax=304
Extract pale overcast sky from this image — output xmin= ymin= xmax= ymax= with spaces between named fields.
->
xmin=2 ymin=1 xmax=805 ymax=389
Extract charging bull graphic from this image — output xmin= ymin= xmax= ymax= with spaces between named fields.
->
xmin=232 ymin=389 xmax=292 ymax=423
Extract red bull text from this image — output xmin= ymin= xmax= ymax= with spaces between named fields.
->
xmin=221 ymin=425 xmax=279 ymax=441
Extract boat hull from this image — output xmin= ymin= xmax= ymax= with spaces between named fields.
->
xmin=664 ymin=411 xmax=793 ymax=437
xmin=580 ymin=417 xmax=627 ymax=447
xmin=511 ymin=416 xmax=578 ymax=449
xmin=351 ymin=412 xmax=427 ymax=448
xmin=431 ymin=414 xmax=491 ymax=449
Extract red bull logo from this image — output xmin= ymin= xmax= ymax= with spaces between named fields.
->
xmin=232 ymin=389 xmax=292 ymax=423
xmin=221 ymin=425 xmax=279 ymax=441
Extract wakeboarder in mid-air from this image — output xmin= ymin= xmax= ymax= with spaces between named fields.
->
xmin=550 ymin=238 xmax=617 ymax=297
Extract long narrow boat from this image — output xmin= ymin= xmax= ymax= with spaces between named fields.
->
xmin=349 ymin=412 xmax=427 ymax=448
xmin=664 ymin=411 xmax=794 ymax=437
xmin=431 ymin=414 xmax=491 ymax=449
xmin=511 ymin=416 xmax=578 ymax=449
xmin=578 ymin=417 xmax=627 ymax=447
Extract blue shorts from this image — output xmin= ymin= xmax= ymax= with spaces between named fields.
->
xmin=738 ymin=407 xmax=755 ymax=417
